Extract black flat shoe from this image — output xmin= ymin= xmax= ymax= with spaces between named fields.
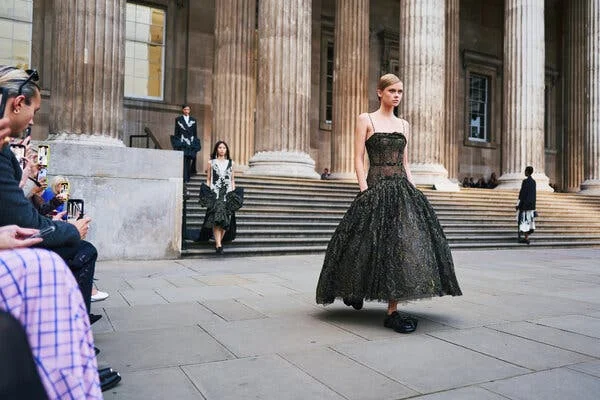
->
xmin=94 ymin=347 xmax=100 ymax=356
xmin=215 ymin=246 xmax=223 ymax=255
xmin=98 ymin=367 xmax=113 ymax=380
xmin=89 ymin=313 xmax=102 ymax=325
xmin=100 ymin=371 xmax=122 ymax=392
xmin=384 ymin=311 xmax=418 ymax=334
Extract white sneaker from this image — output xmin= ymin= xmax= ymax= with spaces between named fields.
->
xmin=91 ymin=290 xmax=109 ymax=302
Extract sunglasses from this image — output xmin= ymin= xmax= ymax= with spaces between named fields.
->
xmin=17 ymin=69 xmax=39 ymax=95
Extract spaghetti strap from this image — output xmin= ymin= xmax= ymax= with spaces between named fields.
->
xmin=367 ymin=113 xmax=376 ymax=132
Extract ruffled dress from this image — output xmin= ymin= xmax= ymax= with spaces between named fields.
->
xmin=316 ymin=131 xmax=462 ymax=304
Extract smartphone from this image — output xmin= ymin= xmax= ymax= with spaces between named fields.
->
xmin=29 ymin=225 xmax=56 ymax=239
xmin=37 ymin=145 xmax=49 ymax=166
xmin=60 ymin=182 xmax=70 ymax=195
xmin=37 ymin=167 xmax=47 ymax=182
xmin=0 ymin=87 xmax=8 ymax=118
xmin=67 ymin=199 xmax=84 ymax=220
xmin=9 ymin=143 xmax=26 ymax=169
xmin=24 ymin=126 xmax=32 ymax=138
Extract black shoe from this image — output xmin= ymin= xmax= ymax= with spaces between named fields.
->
xmin=89 ymin=313 xmax=102 ymax=325
xmin=343 ymin=298 xmax=364 ymax=310
xmin=384 ymin=311 xmax=418 ymax=333
xmin=100 ymin=371 xmax=122 ymax=392
xmin=98 ymin=367 xmax=113 ymax=380
xmin=216 ymin=246 xmax=224 ymax=255
xmin=94 ymin=347 xmax=100 ymax=356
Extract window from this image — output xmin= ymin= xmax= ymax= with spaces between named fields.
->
xmin=0 ymin=0 xmax=33 ymax=69
xmin=462 ymin=50 xmax=501 ymax=148
xmin=319 ymin=28 xmax=334 ymax=130
xmin=468 ymin=74 xmax=489 ymax=142
xmin=125 ymin=3 xmax=166 ymax=100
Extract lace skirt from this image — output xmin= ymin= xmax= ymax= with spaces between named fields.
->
xmin=316 ymin=177 xmax=462 ymax=304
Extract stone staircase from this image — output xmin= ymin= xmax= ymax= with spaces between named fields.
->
xmin=182 ymin=174 xmax=600 ymax=256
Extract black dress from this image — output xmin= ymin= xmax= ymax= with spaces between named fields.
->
xmin=316 ymin=131 xmax=462 ymax=304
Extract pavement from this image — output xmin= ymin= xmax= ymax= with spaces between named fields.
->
xmin=92 ymin=248 xmax=600 ymax=400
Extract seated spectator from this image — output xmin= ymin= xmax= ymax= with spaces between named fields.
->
xmin=461 ymin=177 xmax=470 ymax=188
xmin=476 ymin=177 xmax=486 ymax=188
xmin=41 ymin=175 xmax=70 ymax=216
xmin=0 ymin=225 xmax=102 ymax=398
xmin=487 ymin=172 xmax=499 ymax=188
xmin=321 ymin=168 xmax=331 ymax=180
xmin=468 ymin=177 xmax=475 ymax=187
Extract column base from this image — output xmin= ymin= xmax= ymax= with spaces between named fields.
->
xmin=579 ymin=179 xmax=600 ymax=195
xmin=47 ymin=133 xmax=126 ymax=147
xmin=246 ymin=151 xmax=320 ymax=179
xmin=495 ymin=172 xmax=554 ymax=192
xmin=410 ymin=163 xmax=460 ymax=192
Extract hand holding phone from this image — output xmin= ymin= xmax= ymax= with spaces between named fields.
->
xmin=28 ymin=225 xmax=56 ymax=239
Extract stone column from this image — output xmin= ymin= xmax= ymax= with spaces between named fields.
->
xmin=213 ymin=0 xmax=256 ymax=170
xmin=330 ymin=0 xmax=369 ymax=179
xmin=564 ymin=0 xmax=586 ymax=192
xmin=581 ymin=0 xmax=600 ymax=195
xmin=444 ymin=0 xmax=459 ymax=181
xmin=398 ymin=0 xmax=458 ymax=191
xmin=247 ymin=0 xmax=318 ymax=178
xmin=497 ymin=0 xmax=552 ymax=191
xmin=48 ymin=0 xmax=125 ymax=146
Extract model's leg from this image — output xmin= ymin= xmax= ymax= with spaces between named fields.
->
xmin=387 ymin=300 xmax=398 ymax=315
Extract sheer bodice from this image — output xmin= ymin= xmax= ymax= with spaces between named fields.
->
xmin=366 ymin=132 xmax=407 ymax=187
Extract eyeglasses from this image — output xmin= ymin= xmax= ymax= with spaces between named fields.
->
xmin=17 ymin=69 xmax=39 ymax=95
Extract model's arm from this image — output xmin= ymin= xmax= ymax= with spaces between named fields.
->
xmin=355 ymin=114 xmax=369 ymax=192
xmin=402 ymin=121 xmax=415 ymax=187
xmin=231 ymin=166 xmax=235 ymax=190
xmin=206 ymin=161 xmax=212 ymax=186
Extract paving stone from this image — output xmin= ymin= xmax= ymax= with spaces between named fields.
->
xmin=164 ymin=275 xmax=208 ymax=288
xmin=103 ymin=367 xmax=202 ymax=400
xmin=490 ymin=321 xmax=600 ymax=357
xmin=281 ymin=347 xmax=418 ymax=400
xmin=333 ymin=335 xmax=527 ymax=393
xmin=237 ymin=294 xmax=322 ymax=317
xmin=200 ymin=299 xmax=267 ymax=321
xmin=124 ymin=277 xmax=177 ymax=290
xmin=239 ymin=282 xmax=299 ymax=296
xmin=90 ymin=308 xmax=114 ymax=334
xmin=118 ymin=289 xmax=168 ymax=306
xmin=194 ymin=274 xmax=254 ymax=286
xmin=94 ymin=326 xmax=234 ymax=372
xmin=568 ymin=360 xmax=600 ymax=378
xmin=92 ymin=290 xmax=130 ymax=308
xmin=482 ymin=367 xmax=600 ymax=400
xmin=409 ymin=386 xmax=508 ymax=400
xmin=156 ymin=285 xmax=260 ymax=303
xmin=202 ymin=315 xmax=362 ymax=357
xmin=103 ymin=302 xmax=221 ymax=331
xmin=182 ymin=355 xmax=344 ymax=400
xmin=431 ymin=326 xmax=592 ymax=370
xmin=534 ymin=315 xmax=600 ymax=338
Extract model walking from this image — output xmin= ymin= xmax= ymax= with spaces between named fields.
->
xmin=316 ymin=74 xmax=462 ymax=333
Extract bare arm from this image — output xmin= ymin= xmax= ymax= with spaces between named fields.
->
xmin=355 ymin=114 xmax=370 ymax=191
xmin=402 ymin=120 xmax=415 ymax=187
xmin=206 ymin=161 xmax=211 ymax=186
xmin=231 ymin=167 xmax=235 ymax=190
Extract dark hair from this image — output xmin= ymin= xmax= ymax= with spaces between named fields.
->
xmin=525 ymin=166 xmax=534 ymax=176
xmin=181 ymin=104 xmax=190 ymax=110
xmin=211 ymin=141 xmax=231 ymax=160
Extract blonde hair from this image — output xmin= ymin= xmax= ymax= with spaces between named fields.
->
xmin=50 ymin=175 xmax=69 ymax=193
xmin=0 ymin=66 xmax=39 ymax=103
xmin=377 ymin=73 xmax=402 ymax=92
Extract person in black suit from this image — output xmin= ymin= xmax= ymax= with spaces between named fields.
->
xmin=0 ymin=66 xmax=96 ymax=312
xmin=516 ymin=166 xmax=537 ymax=244
xmin=174 ymin=104 xmax=201 ymax=182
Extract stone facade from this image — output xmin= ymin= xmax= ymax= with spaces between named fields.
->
xmin=19 ymin=0 xmax=600 ymax=256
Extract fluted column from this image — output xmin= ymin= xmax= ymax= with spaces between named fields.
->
xmin=48 ymin=0 xmax=125 ymax=146
xmin=213 ymin=0 xmax=256 ymax=170
xmin=444 ymin=0 xmax=459 ymax=181
xmin=497 ymin=0 xmax=552 ymax=191
xmin=564 ymin=0 xmax=587 ymax=192
xmin=581 ymin=0 xmax=600 ymax=195
xmin=247 ymin=0 xmax=318 ymax=178
xmin=399 ymin=0 xmax=458 ymax=191
xmin=330 ymin=0 xmax=369 ymax=179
